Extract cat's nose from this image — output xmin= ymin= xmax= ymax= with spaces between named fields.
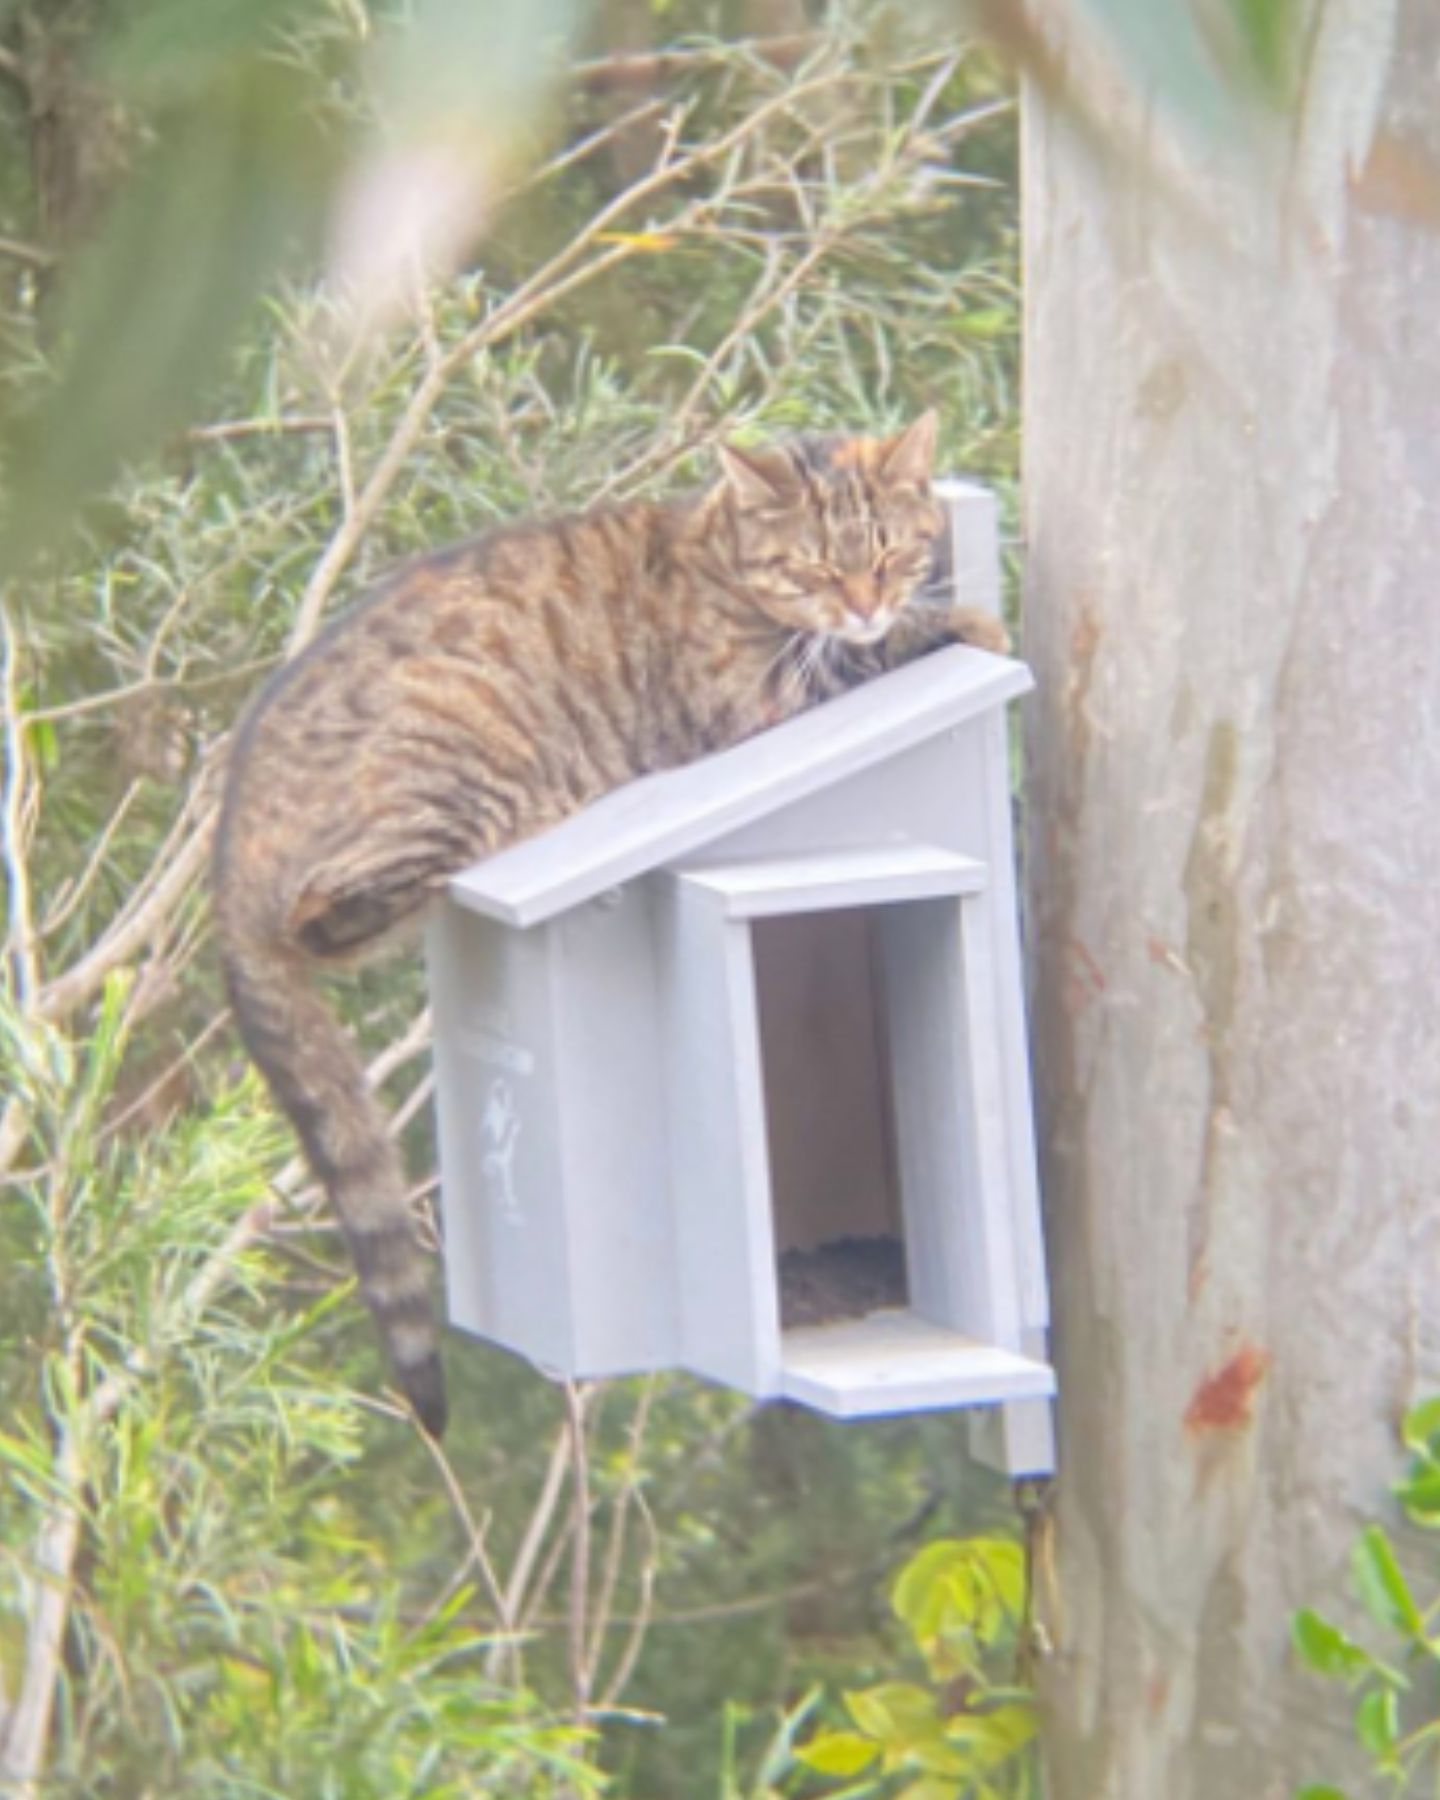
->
xmin=839 ymin=572 xmax=883 ymax=619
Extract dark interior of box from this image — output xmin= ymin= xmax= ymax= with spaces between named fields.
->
xmin=751 ymin=908 xmax=910 ymax=1328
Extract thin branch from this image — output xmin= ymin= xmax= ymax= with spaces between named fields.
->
xmin=563 ymin=1382 xmax=594 ymax=1724
xmin=34 ymin=789 xmax=213 ymax=1024
xmin=586 ymin=1378 xmax=655 ymax=1678
xmin=416 ymin=1428 xmax=512 ymax=1634
xmin=485 ymin=1418 xmax=572 ymax=1684
xmin=0 ymin=1415 xmax=82 ymax=1795
xmin=1 ymin=607 xmax=39 ymax=1005
xmin=184 ymin=414 xmax=332 ymax=444
xmin=0 ymin=236 xmax=51 ymax=270
xmin=95 ymin=1009 xmax=230 ymax=1144
xmin=40 ymin=781 xmax=144 ymax=937
xmin=598 ymin=1488 xmax=660 ymax=1711
xmin=330 ymin=403 xmax=357 ymax=524
xmin=570 ymin=33 xmax=820 ymax=89
xmin=514 ymin=95 xmax=670 ymax=198
xmin=22 ymin=657 xmax=276 ymax=726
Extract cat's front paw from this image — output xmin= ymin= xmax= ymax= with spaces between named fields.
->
xmin=949 ymin=606 xmax=1012 ymax=656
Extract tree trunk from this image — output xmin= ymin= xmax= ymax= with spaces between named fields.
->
xmin=1023 ymin=5 xmax=1440 ymax=1794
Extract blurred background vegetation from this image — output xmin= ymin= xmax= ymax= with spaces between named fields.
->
xmin=0 ymin=1 xmax=1032 ymax=1795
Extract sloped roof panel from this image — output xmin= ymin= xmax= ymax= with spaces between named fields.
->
xmin=449 ymin=643 xmax=1030 ymax=928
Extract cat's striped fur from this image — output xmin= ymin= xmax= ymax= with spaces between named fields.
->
xmin=211 ymin=413 xmax=1007 ymax=1435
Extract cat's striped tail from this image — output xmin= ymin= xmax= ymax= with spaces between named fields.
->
xmin=221 ymin=937 xmax=447 ymax=1436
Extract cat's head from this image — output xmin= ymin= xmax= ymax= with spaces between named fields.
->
xmin=711 ymin=412 xmax=943 ymax=644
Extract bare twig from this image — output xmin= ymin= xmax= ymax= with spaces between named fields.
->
xmin=330 ymin=403 xmax=357 ymax=524
xmin=184 ymin=414 xmax=332 ymax=444
xmin=514 ymin=95 xmax=670 ymax=199
xmin=586 ymin=1378 xmax=655 ymax=1677
xmin=563 ymin=1382 xmax=594 ymax=1723
xmin=40 ymin=781 xmax=144 ymax=937
xmin=0 ymin=1415 xmax=83 ymax=1796
xmin=598 ymin=1487 xmax=660 ymax=1710
xmin=570 ymin=33 xmax=820 ymax=90
xmin=415 ymin=1428 xmax=512 ymax=1634
xmin=34 ymin=791 xmax=213 ymax=1025
xmin=484 ymin=1418 xmax=572 ymax=1684
xmin=1 ymin=608 xmax=39 ymax=1005
xmin=96 ymin=1010 xmax=230 ymax=1143
xmin=0 ymin=235 xmax=50 ymax=269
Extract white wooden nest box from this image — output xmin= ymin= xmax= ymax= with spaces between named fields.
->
xmin=428 ymin=480 xmax=1055 ymax=1475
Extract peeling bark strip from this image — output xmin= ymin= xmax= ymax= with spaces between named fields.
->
xmin=1024 ymin=2 xmax=1440 ymax=1795
xmin=1184 ymin=1344 xmax=1270 ymax=1434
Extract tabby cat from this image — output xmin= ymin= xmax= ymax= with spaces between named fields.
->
xmin=212 ymin=411 xmax=1007 ymax=1436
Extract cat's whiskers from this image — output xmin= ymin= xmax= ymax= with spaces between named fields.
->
xmin=795 ymin=632 xmax=835 ymax=695
xmin=755 ymin=627 xmax=808 ymax=708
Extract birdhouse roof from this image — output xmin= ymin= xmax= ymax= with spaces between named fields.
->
xmin=448 ymin=643 xmax=1030 ymax=928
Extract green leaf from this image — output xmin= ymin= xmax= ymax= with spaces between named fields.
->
xmin=1291 ymin=1610 xmax=1374 ymax=1682
xmin=959 ymin=307 xmax=1012 ymax=338
xmin=1355 ymin=1687 xmax=1399 ymax=1763
xmin=792 ymin=1731 xmax=880 ymax=1777
xmin=843 ymin=1682 xmax=939 ymax=1747
xmin=1401 ymin=1396 xmax=1440 ymax=1456
xmin=1296 ymin=1787 xmax=1352 ymax=1800
xmin=1395 ymin=1465 xmax=1440 ymax=1527
xmin=945 ymin=1702 xmax=1036 ymax=1770
xmin=892 ymin=1780 xmax=959 ymax=1800
xmin=891 ymin=1536 xmax=1025 ymax=1651
xmin=1352 ymin=1526 xmax=1423 ymax=1639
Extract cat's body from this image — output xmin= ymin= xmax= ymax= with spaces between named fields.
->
xmin=212 ymin=414 xmax=1006 ymax=1435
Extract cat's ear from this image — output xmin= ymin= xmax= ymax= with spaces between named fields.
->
xmin=717 ymin=442 xmax=803 ymax=509
xmin=877 ymin=410 xmax=939 ymax=488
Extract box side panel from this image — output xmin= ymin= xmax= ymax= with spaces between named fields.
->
xmin=979 ymin=708 xmax=1050 ymax=1332
xmin=547 ymin=888 xmax=679 ymax=1375
xmin=658 ymin=878 xmax=782 ymax=1395
xmin=967 ymin=1328 xmax=1059 ymax=1476
xmin=427 ymin=907 xmax=575 ymax=1372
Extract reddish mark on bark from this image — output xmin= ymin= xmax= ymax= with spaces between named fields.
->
xmin=1060 ymin=937 xmax=1107 ymax=1016
xmin=1184 ymin=1343 xmax=1270 ymax=1433
xmin=1147 ymin=1673 xmax=1170 ymax=1717
xmin=1147 ymin=936 xmax=1190 ymax=976
xmin=1069 ymin=607 xmax=1102 ymax=664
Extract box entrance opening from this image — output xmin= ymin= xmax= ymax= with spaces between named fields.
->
xmin=751 ymin=908 xmax=910 ymax=1329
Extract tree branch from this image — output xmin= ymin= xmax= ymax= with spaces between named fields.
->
xmin=0 ymin=235 xmax=52 ymax=270
xmin=1 ymin=607 xmax=39 ymax=1006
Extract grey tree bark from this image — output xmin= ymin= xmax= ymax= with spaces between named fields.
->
xmin=1023 ymin=5 xmax=1440 ymax=1794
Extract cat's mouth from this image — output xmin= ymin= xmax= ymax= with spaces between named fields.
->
xmin=834 ymin=617 xmax=893 ymax=647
